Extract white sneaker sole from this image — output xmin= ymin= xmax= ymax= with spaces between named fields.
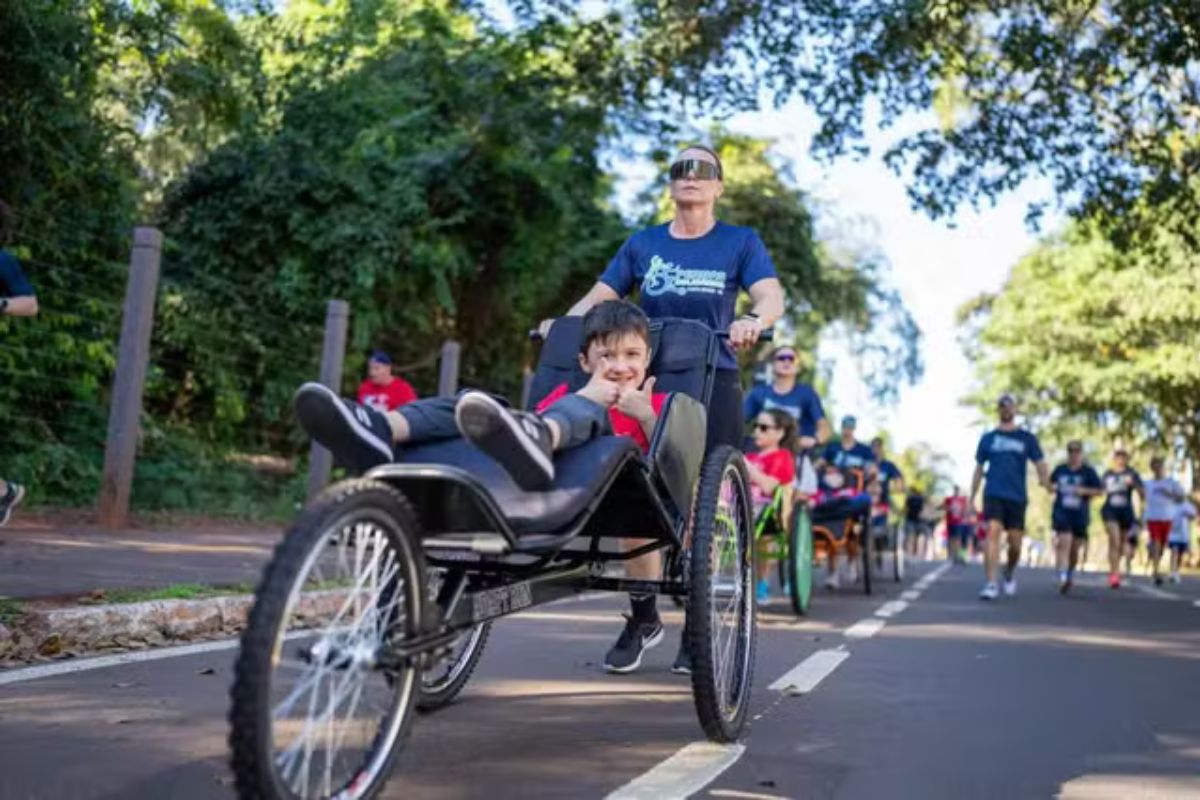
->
xmin=603 ymin=625 xmax=664 ymax=674
xmin=455 ymin=391 xmax=554 ymax=490
xmin=295 ymin=383 xmax=393 ymax=471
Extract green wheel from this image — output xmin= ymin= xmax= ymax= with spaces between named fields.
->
xmin=788 ymin=506 xmax=814 ymax=616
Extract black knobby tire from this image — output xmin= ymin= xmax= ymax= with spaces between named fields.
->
xmin=788 ymin=506 xmax=814 ymax=616
xmin=860 ymin=517 xmax=873 ymax=596
xmin=229 ymin=479 xmax=426 ymax=800
xmin=418 ymin=620 xmax=491 ymax=712
xmin=688 ymin=445 xmax=757 ymax=743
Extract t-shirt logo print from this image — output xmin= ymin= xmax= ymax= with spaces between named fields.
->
xmin=642 ymin=255 xmax=726 ymax=297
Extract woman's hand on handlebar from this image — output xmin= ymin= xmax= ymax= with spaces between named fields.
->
xmin=797 ymin=435 xmax=817 ymax=451
xmin=729 ymin=316 xmax=764 ymax=350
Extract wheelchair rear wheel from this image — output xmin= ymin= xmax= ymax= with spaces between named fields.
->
xmin=860 ymin=521 xmax=873 ymax=596
xmin=688 ymin=445 xmax=757 ymax=743
xmin=788 ymin=506 xmax=814 ymax=616
xmin=892 ymin=525 xmax=906 ymax=582
xmin=229 ymin=479 xmax=426 ymax=800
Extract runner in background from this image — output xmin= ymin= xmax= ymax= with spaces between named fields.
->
xmin=1100 ymin=447 xmax=1144 ymax=588
xmin=743 ymin=344 xmax=829 ymax=449
xmin=0 ymin=200 xmax=39 ymax=527
xmin=904 ymin=487 xmax=929 ymax=558
xmin=1168 ymin=498 xmax=1196 ymax=584
xmin=943 ymin=485 xmax=971 ymax=565
xmin=1143 ymin=456 xmax=1186 ymax=586
xmin=970 ymin=394 xmax=1051 ymax=600
xmin=1048 ymin=441 xmax=1103 ymax=594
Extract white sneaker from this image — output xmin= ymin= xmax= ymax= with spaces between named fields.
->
xmin=979 ymin=582 xmax=999 ymax=601
xmin=1003 ymin=578 xmax=1017 ymax=596
xmin=1169 ymin=573 xmax=1182 ymax=584
xmin=824 ymin=572 xmax=840 ymax=590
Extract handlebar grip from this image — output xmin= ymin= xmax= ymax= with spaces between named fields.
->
xmin=529 ymin=329 xmax=545 ymax=343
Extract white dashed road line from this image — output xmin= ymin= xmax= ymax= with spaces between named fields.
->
xmin=901 ymin=589 xmax=921 ymax=601
xmin=768 ymin=648 xmax=850 ymax=695
xmin=1134 ymin=584 xmax=1185 ymax=601
xmin=604 ymin=742 xmax=746 ymax=800
xmin=874 ymin=600 xmax=909 ymax=618
xmin=844 ymin=618 xmax=887 ymax=639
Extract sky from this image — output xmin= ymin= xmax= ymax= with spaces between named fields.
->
xmin=609 ymin=98 xmax=1062 ymax=486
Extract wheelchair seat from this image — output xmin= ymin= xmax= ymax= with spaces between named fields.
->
xmin=392 ymin=435 xmax=641 ymax=536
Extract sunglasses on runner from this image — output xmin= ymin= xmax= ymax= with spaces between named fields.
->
xmin=754 ymin=423 xmax=778 ymax=432
xmin=774 ymin=353 xmax=796 ymax=363
xmin=669 ymin=159 xmax=722 ymax=181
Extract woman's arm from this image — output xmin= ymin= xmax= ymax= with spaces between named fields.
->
xmin=746 ymin=277 xmax=784 ymax=328
xmin=2 ymin=295 xmax=38 ymax=317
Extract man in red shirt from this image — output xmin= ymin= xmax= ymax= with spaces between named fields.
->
xmin=356 ymin=350 xmax=417 ymax=412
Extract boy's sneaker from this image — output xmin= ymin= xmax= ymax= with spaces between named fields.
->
xmin=603 ymin=614 xmax=664 ymax=674
xmin=670 ymin=641 xmax=692 ymax=675
xmin=456 ymin=391 xmax=554 ymax=490
xmin=0 ymin=482 xmax=26 ymax=527
xmin=295 ymin=383 xmax=394 ymax=474
xmin=979 ymin=582 xmax=999 ymax=601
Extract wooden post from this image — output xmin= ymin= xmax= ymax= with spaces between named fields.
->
xmin=97 ymin=227 xmax=163 ymax=529
xmin=306 ymin=299 xmax=350 ymax=500
xmin=438 ymin=340 xmax=461 ymax=397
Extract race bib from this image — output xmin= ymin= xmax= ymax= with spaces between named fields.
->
xmin=1063 ymin=493 xmax=1082 ymax=509
xmin=1109 ymin=494 xmax=1128 ymax=508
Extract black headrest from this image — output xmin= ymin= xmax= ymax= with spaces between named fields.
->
xmin=525 ymin=316 xmax=719 ymax=410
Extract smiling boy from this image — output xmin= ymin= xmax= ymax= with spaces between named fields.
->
xmin=293 ymin=300 xmax=666 ymax=491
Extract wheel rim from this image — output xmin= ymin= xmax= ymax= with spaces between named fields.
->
xmin=711 ymin=463 xmax=753 ymax=722
xmin=266 ymin=511 xmax=418 ymax=800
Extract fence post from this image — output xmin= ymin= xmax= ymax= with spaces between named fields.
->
xmin=97 ymin=227 xmax=163 ymax=529
xmin=438 ymin=340 xmax=461 ymax=397
xmin=306 ymin=299 xmax=350 ymax=500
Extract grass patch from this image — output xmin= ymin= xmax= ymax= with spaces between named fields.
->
xmin=0 ymin=597 xmax=24 ymax=625
xmin=90 ymin=583 xmax=256 ymax=605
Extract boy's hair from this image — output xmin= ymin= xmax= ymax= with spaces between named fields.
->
xmin=580 ymin=300 xmax=651 ymax=355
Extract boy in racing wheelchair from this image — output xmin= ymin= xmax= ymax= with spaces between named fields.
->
xmin=294 ymin=300 xmax=666 ymax=491
xmin=294 ymin=299 xmax=686 ymax=673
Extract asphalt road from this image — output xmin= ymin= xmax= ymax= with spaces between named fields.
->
xmin=1 ymin=560 xmax=1197 ymax=800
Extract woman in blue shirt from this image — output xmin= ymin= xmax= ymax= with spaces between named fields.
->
xmin=551 ymin=145 xmax=785 ymax=676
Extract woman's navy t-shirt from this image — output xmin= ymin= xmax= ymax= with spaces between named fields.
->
xmin=600 ymin=221 xmax=777 ymax=369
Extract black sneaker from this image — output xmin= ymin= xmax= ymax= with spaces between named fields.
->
xmin=670 ymin=640 xmax=692 ymax=675
xmin=294 ymin=383 xmax=394 ymax=474
xmin=603 ymin=614 xmax=664 ymax=673
xmin=455 ymin=391 xmax=554 ymax=490
xmin=0 ymin=482 xmax=26 ymax=527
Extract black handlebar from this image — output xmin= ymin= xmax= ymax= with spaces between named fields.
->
xmin=530 ymin=325 xmax=775 ymax=344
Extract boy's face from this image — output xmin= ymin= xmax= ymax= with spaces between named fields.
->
xmin=579 ymin=332 xmax=651 ymax=390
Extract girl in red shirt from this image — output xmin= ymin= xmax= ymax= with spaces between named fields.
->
xmin=747 ymin=409 xmax=797 ymax=602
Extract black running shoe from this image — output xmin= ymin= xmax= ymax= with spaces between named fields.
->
xmin=0 ymin=482 xmax=25 ymax=527
xmin=455 ymin=391 xmax=554 ymax=490
xmin=670 ymin=640 xmax=692 ymax=675
xmin=294 ymin=382 xmax=394 ymax=474
xmin=603 ymin=614 xmax=664 ymax=674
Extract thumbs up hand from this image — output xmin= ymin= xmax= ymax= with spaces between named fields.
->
xmin=617 ymin=376 xmax=657 ymax=424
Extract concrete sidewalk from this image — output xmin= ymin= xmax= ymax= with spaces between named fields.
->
xmin=0 ymin=511 xmax=283 ymax=600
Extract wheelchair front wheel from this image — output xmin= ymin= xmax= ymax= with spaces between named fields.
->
xmin=688 ymin=445 xmax=757 ymax=743
xmin=788 ymin=506 xmax=814 ymax=616
xmin=229 ymin=479 xmax=426 ymax=800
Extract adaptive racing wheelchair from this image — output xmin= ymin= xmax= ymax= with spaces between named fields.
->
xmin=228 ymin=318 xmax=763 ymax=800
xmin=794 ymin=465 xmax=877 ymax=596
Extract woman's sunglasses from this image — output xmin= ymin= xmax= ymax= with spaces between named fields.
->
xmin=669 ymin=159 xmax=722 ymax=181
xmin=754 ymin=423 xmax=778 ymax=432
xmin=774 ymin=353 xmax=796 ymax=363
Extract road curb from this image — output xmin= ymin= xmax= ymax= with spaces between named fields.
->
xmin=0 ymin=590 xmax=345 ymax=665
